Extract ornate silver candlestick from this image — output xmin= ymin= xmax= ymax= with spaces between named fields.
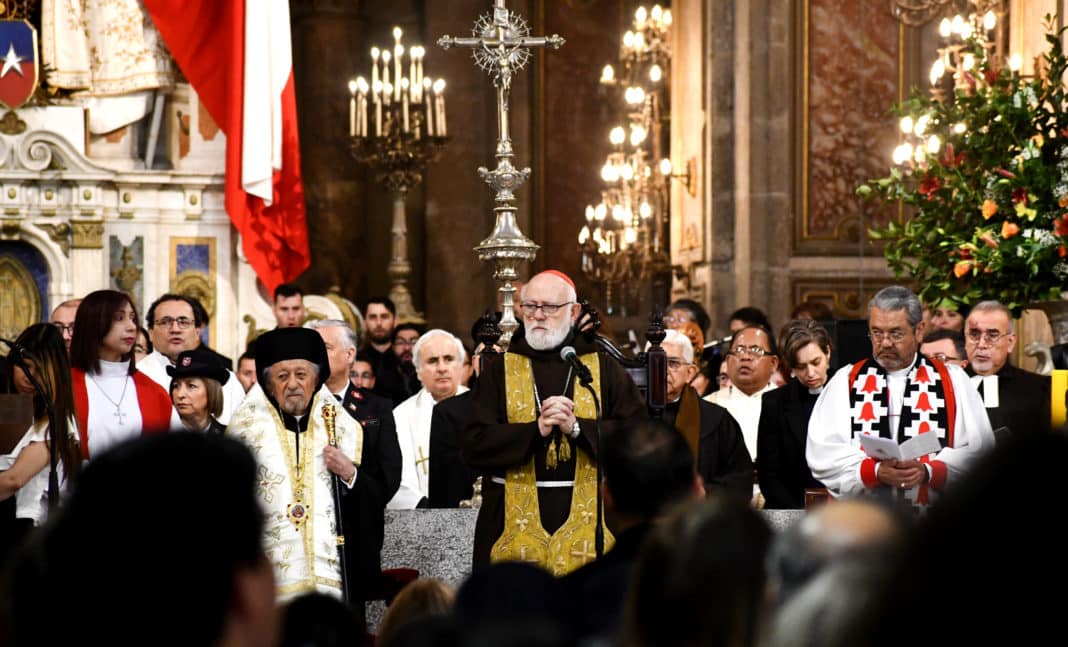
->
xmin=439 ymin=0 xmax=564 ymax=344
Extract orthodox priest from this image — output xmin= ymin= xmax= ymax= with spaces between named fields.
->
xmin=227 ymin=327 xmax=363 ymax=602
xmin=463 ymin=270 xmax=645 ymax=574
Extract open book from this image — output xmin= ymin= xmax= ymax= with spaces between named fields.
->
xmin=858 ymin=432 xmax=942 ymax=462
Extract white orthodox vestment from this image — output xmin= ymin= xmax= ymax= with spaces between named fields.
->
xmin=387 ymin=385 xmax=468 ymax=510
xmin=227 ymin=383 xmax=363 ymax=602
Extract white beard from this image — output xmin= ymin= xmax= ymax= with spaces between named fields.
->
xmin=526 ymin=318 xmax=572 ymax=351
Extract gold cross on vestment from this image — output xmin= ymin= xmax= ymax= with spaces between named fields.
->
xmin=570 ymin=539 xmax=596 ymax=562
xmin=416 ymin=446 xmax=430 ymax=475
xmin=257 ymin=465 xmax=285 ymax=503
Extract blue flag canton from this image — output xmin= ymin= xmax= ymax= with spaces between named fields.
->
xmin=0 ymin=21 xmax=36 ymax=63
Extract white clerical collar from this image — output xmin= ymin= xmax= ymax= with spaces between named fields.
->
xmin=808 ymin=385 xmax=824 ymax=395
xmin=731 ymin=384 xmax=771 ymax=401
xmin=97 ymin=358 xmax=130 ymax=377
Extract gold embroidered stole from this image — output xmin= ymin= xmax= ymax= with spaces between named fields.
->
xmin=491 ymin=352 xmax=615 ymax=576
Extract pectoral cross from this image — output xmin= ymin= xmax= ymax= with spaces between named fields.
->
xmin=439 ymin=0 xmax=564 ymax=344
xmin=114 ymin=408 xmax=127 ymax=426
xmin=415 ymin=446 xmax=430 ymax=475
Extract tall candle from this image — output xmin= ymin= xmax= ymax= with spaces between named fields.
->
xmin=401 ymin=79 xmax=410 ymax=133
xmin=424 ymin=78 xmax=434 ymax=136
xmin=409 ymin=48 xmax=417 ymax=100
xmin=394 ymin=44 xmax=404 ymax=102
xmin=382 ymin=50 xmax=391 ymax=97
xmin=348 ymin=80 xmax=357 ymax=136
xmin=370 ymin=47 xmax=380 ymax=89
xmin=433 ymin=79 xmax=446 ymax=136
xmin=373 ymin=80 xmax=383 ymax=135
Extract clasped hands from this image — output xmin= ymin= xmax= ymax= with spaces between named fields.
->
xmin=538 ymin=395 xmax=577 ymax=438
xmin=323 ymin=445 xmax=357 ymax=483
xmin=877 ymin=458 xmax=928 ymax=490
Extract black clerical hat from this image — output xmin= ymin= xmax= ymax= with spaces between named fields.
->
xmin=166 ymin=348 xmax=230 ymax=385
xmin=253 ymin=327 xmax=330 ymax=381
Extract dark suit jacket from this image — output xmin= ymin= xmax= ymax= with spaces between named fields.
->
xmin=973 ymin=363 xmax=1052 ymax=437
xmin=428 ymin=391 xmax=475 ymax=508
xmin=757 ymin=379 xmax=824 ymax=509
xmin=337 ymin=384 xmax=402 ymax=593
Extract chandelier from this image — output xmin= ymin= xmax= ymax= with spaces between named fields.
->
xmin=578 ymin=4 xmax=673 ymax=313
xmin=892 ymin=2 xmax=1007 ymax=168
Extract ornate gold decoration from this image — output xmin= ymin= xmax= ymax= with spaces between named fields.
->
xmin=122 ymin=192 xmax=131 ymax=203
xmin=173 ymin=270 xmax=214 ymax=320
xmin=189 ymin=194 xmax=198 ymax=206
xmin=71 ymin=221 xmax=104 ymax=249
xmin=0 ymin=1 xmax=39 ymax=20
xmin=244 ymin=314 xmax=270 ymax=346
xmin=0 ymin=218 xmax=18 ymax=238
xmin=82 ymin=189 xmax=91 ymax=200
xmin=38 ymin=222 xmax=71 ymax=255
xmin=324 ymin=286 xmax=362 ymax=340
xmin=0 ymin=111 xmax=27 ymax=135
xmin=6 ymin=188 xmax=14 ymax=199
xmin=111 ymin=245 xmax=142 ymax=295
xmin=792 ymin=278 xmax=902 ymax=319
xmin=0 ymin=254 xmax=40 ymax=343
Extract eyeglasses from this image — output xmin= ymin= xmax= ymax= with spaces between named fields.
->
xmin=663 ymin=314 xmax=692 ymax=325
xmin=393 ymin=337 xmax=418 ymax=347
xmin=518 ymin=302 xmax=573 ymax=316
xmin=966 ymin=328 xmax=1007 ymax=344
xmin=930 ymin=353 xmax=960 ymax=363
xmin=868 ymin=329 xmax=909 ymax=344
xmin=52 ymin=322 xmax=75 ymax=334
xmin=730 ymin=345 xmax=771 ymax=358
xmin=666 ymin=357 xmax=691 ymax=370
xmin=153 ymin=316 xmax=196 ymax=329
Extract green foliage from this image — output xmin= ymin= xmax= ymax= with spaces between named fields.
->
xmin=859 ymin=18 xmax=1068 ymax=316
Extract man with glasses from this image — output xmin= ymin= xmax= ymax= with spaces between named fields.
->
xmin=704 ymin=325 xmax=779 ymax=462
xmin=50 ymin=298 xmax=81 ymax=352
xmin=919 ymin=328 xmax=969 ymax=370
xmin=138 ymin=293 xmax=246 ymax=425
xmin=807 ymin=286 xmax=992 ymax=511
xmin=964 ymin=300 xmax=1051 ymax=436
xmin=463 ymin=270 xmax=644 ymax=573
xmin=659 ymin=329 xmax=753 ymax=500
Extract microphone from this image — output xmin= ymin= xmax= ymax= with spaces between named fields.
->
xmin=704 ymin=335 xmax=734 ymax=349
xmin=560 ymin=345 xmax=594 ymax=385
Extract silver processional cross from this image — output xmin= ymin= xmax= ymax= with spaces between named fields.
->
xmin=439 ymin=0 xmax=565 ymax=345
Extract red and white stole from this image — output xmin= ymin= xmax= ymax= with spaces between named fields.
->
xmin=848 ymin=355 xmax=957 ymax=447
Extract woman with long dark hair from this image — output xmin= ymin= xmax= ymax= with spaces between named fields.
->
xmin=69 ymin=290 xmax=173 ymax=459
xmin=0 ymin=324 xmax=80 ymax=563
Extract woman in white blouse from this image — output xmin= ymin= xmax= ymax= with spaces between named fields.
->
xmin=0 ymin=323 xmax=81 ymax=563
xmin=69 ymin=290 xmax=172 ymax=460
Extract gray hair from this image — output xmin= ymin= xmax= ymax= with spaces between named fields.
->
xmin=968 ymin=300 xmax=1016 ymax=334
xmin=654 ymin=329 xmax=694 ymax=364
xmin=868 ymin=286 xmax=923 ymax=328
xmin=258 ymin=360 xmax=320 ymax=396
xmin=519 ymin=274 xmax=578 ymax=304
xmin=412 ymin=329 xmax=465 ymax=369
xmin=306 ymin=318 xmax=358 ymax=350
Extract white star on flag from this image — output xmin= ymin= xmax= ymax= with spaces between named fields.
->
xmin=0 ymin=42 xmax=24 ymax=78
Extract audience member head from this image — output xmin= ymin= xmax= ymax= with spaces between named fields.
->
xmin=625 ymin=497 xmax=773 ymax=647
xmin=728 ymin=306 xmax=772 ymax=334
xmin=70 ymin=289 xmax=139 ymax=376
xmin=602 ymin=419 xmax=702 ymax=527
xmin=392 ymin=323 xmax=423 ymax=365
xmin=665 ymin=299 xmax=711 ymax=334
xmin=454 ymin=562 xmax=573 ymax=645
xmin=726 ymin=326 xmax=779 ymax=396
xmin=146 ymin=293 xmax=206 ymax=363
xmin=167 ymin=348 xmax=228 ymax=431
xmin=377 ymin=578 xmax=455 ymax=647
xmin=779 ymin=319 xmax=833 ymax=390
xmin=790 ymin=300 xmax=835 ymax=322
xmin=8 ymin=323 xmax=79 ymax=479
xmin=272 ymin=283 xmax=306 ymax=329
xmin=351 ymin=352 xmax=375 ymax=390
xmin=412 ymin=329 xmax=465 ymax=402
xmin=279 ymin=593 xmax=365 ymax=647
xmin=919 ymin=327 xmax=969 ymax=369
xmin=50 ymin=298 xmax=81 ymax=352
xmin=964 ymin=300 xmax=1016 ymax=376
xmin=658 ymin=329 xmax=698 ymax=402
xmin=867 ymin=286 xmax=925 ymax=372
xmin=9 ymin=433 xmax=276 ymax=647
xmin=255 ymin=328 xmax=329 ymax=417
xmin=133 ymin=326 xmax=152 ymax=364
xmin=307 ymin=319 xmax=358 ymax=393
xmin=690 ymin=354 xmax=721 ymax=396
xmin=765 ymin=499 xmax=903 ymax=608
xmin=237 ymin=351 xmax=258 ymax=393
xmin=928 ymin=300 xmax=968 ymax=332
xmin=519 ymin=271 xmax=580 ymax=351
xmin=364 ymin=297 xmax=397 ymax=349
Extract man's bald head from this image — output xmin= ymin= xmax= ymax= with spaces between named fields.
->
xmin=51 ymin=299 xmax=81 ymax=352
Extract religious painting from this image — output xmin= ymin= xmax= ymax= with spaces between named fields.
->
xmin=109 ymin=235 xmax=143 ymax=314
xmin=0 ymin=242 xmax=47 ymax=343
xmin=795 ymin=0 xmax=906 ymax=255
xmin=169 ymin=237 xmax=216 ymax=347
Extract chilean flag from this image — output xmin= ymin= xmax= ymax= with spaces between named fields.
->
xmin=0 ymin=21 xmax=39 ymax=110
xmin=144 ymin=0 xmax=310 ymax=293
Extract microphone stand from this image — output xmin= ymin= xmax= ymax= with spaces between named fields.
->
xmin=575 ymin=369 xmax=604 ymax=559
xmin=1 ymin=341 xmax=60 ymax=509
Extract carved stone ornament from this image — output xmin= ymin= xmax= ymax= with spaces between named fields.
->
xmin=0 ymin=111 xmax=27 ymax=136
xmin=71 ymin=221 xmax=104 ymax=249
xmin=38 ymin=222 xmax=72 ymax=256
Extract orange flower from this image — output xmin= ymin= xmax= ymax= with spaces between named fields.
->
xmin=1060 ymin=195 xmax=1068 ymax=208
xmin=953 ymin=260 xmax=974 ymax=278
xmin=980 ymin=231 xmax=999 ymax=248
xmin=981 ymin=199 xmax=998 ymax=219
xmin=1055 ymin=214 xmax=1068 ymax=237
xmin=1060 ymin=245 xmax=1067 ymax=258
xmin=1001 ymin=221 xmax=1020 ymax=238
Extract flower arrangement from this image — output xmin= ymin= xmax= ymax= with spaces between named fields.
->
xmin=859 ymin=18 xmax=1068 ymax=316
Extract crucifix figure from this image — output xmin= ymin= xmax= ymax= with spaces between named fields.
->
xmin=439 ymin=0 xmax=565 ymax=345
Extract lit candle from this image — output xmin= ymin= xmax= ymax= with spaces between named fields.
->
xmin=409 ymin=47 xmax=417 ymax=98
xmin=370 ymin=47 xmax=380 ymax=89
xmin=424 ymin=77 xmax=434 ymax=136
xmin=381 ymin=50 xmax=391 ymax=97
xmin=383 ymin=81 xmax=393 ymax=108
xmin=433 ymin=78 xmax=446 ymax=136
xmin=348 ymin=79 xmax=357 ymax=136
xmin=401 ymin=78 xmax=410 ymax=133
xmin=394 ymin=44 xmax=404 ymax=102
xmin=357 ymin=77 xmax=369 ymax=136
xmin=373 ymin=79 xmax=383 ymax=135
xmin=416 ymin=50 xmax=424 ymax=101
